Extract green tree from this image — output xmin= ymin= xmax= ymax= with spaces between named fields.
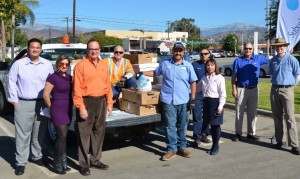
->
xmin=168 ymin=18 xmax=201 ymax=38
xmin=221 ymin=34 xmax=238 ymax=52
xmin=265 ymin=0 xmax=279 ymax=41
xmin=7 ymin=28 xmax=27 ymax=47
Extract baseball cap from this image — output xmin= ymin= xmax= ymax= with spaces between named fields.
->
xmin=173 ymin=42 xmax=185 ymax=50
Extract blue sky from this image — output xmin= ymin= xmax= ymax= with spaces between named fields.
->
xmin=30 ymin=0 xmax=268 ymax=31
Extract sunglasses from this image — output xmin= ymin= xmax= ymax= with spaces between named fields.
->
xmin=114 ymin=51 xmax=124 ymax=54
xmin=244 ymin=48 xmax=253 ymax=50
xmin=200 ymin=53 xmax=209 ymax=56
xmin=59 ymin=62 xmax=70 ymax=67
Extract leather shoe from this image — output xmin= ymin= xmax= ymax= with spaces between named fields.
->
xmin=32 ymin=158 xmax=44 ymax=167
xmin=91 ymin=161 xmax=109 ymax=170
xmin=274 ymin=142 xmax=286 ymax=149
xmin=79 ymin=167 xmax=90 ymax=176
xmin=291 ymin=147 xmax=300 ymax=155
xmin=15 ymin=166 xmax=25 ymax=175
xmin=232 ymin=134 xmax=241 ymax=142
xmin=246 ymin=134 xmax=260 ymax=141
xmin=210 ymin=146 xmax=220 ymax=155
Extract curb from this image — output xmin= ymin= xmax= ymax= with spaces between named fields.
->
xmin=224 ymin=103 xmax=300 ymax=122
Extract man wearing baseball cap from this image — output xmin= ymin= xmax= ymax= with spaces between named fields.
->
xmin=269 ymin=38 xmax=300 ymax=155
xmin=142 ymin=42 xmax=198 ymax=160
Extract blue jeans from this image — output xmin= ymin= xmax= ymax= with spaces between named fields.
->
xmin=112 ymin=77 xmax=136 ymax=100
xmin=192 ymin=92 xmax=210 ymax=140
xmin=162 ymin=102 xmax=188 ymax=152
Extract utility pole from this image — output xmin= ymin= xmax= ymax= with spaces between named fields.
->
xmin=65 ymin=17 xmax=69 ymax=34
xmin=167 ymin=21 xmax=170 ymax=40
xmin=266 ymin=0 xmax=270 ymax=56
xmin=49 ymin=26 xmax=51 ymax=43
xmin=72 ymin=0 xmax=76 ymax=43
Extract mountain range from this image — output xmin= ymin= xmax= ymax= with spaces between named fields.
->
xmin=18 ymin=23 xmax=267 ymax=43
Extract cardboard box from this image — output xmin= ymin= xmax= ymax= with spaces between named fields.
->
xmin=124 ymin=53 xmax=158 ymax=64
xmin=119 ymin=99 xmax=157 ymax=116
xmin=132 ymin=63 xmax=159 ymax=73
xmin=122 ymin=89 xmax=160 ymax=105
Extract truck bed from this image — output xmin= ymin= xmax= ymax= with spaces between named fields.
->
xmin=106 ymin=109 xmax=161 ymax=128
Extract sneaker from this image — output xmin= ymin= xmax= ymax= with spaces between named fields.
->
xmin=232 ymin=134 xmax=241 ymax=142
xmin=161 ymin=151 xmax=176 ymax=161
xmin=246 ymin=134 xmax=260 ymax=141
xmin=291 ymin=147 xmax=300 ymax=155
xmin=201 ymin=135 xmax=211 ymax=143
xmin=177 ymin=148 xmax=192 ymax=158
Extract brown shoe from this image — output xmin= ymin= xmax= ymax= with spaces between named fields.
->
xmin=161 ymin=151 xmax=176 ymax=161
xmin=177 ymin=148 xmax=192 ymax=158
xmin=247 ymin=134 xmax=259 ymax=141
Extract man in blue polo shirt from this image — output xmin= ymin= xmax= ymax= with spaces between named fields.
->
xmin=231 ymin=42 xmax=269 ymax=142
xmin=269 ymin=38 xmax=300 ymax=155
xmin=192 ymin=48 xmax=212 ymax=147
xmin=143 ymin=42 xmax=197 ymax=161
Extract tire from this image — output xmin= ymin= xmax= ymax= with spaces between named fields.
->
xmin=48 ymin=120 xmax=57 ymax=143
xmin=224 ymin=68 xmax=232 ymax=76
xmin=0 ymin=85 xmax=13 ymax=115
xmin=259 ymin=69 xmax=266 ymax=78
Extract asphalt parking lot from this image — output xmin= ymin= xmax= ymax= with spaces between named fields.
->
xmin=1 ymin=108 xmax=300 ymax=179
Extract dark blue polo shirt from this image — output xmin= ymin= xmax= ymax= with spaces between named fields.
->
xmin=192 ymin=60 xmax=206 ymax=83
xmin=233 ymin=55 xmax=268 ymax=86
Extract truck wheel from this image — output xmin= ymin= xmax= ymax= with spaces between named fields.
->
xmin=48 ymin=120 xmax=57 ymax=143
xmin=0 ymin=86 xmax=13 ymax=115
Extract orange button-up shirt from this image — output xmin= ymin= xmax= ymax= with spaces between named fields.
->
xmin=73 ymin=57 xmax=113 ymax=111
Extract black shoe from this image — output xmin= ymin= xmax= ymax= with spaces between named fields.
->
xmin=210 ymin=146 xmax=220 ymax=155
xmin=274 ymin=142 xmax=285 ymax=149
xmin=232 ymin=134 xmax=241 ymax=142
xmin=91 ymin=161 xmax=109 ymax=170
xmin=193 ymin=139 xmax=201 ymax=148
xmin=291 ymin=147 xmax=300 ymax=155
xmin=247 ymin=134 xmax=260 ymax=141
xmin=79 ymin=167 xmax=90 ymax=176
xmin=32 ymin=158 xmax=44 ymax=167
xmin=15 ymin=166 xmax=25 ymax=176
xmin=201 ymin=135 xmax=211 ymax=143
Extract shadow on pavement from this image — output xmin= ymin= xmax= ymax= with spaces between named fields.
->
xmin=0 ymin=136 xmax=16 ymax=169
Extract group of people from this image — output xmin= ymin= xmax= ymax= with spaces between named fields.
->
xmin=7 ymin=36 xmax=300 ymax=177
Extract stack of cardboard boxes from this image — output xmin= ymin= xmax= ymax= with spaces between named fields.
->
xmin=120 ymin=51 xmax=162 ymax=116
xmin=119 ymin=89 xmax=160 ymax=116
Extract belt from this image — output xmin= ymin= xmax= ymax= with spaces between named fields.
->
xmin=272 ymin=85 xmax=292 ymax=88
xmin=237 ymin=85 xmax=257 ymax=89
xmin=19 ymin=98 xmax=43 ymax=101
xmin=83 ymin=95 xmax=105 ymax=99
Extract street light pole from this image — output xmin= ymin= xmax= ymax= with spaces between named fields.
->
xmin=266 ymin=0 xmax=270 ymax=56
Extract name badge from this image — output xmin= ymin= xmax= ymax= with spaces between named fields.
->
xmin=180 ymin=66 xmax=187 ymax=71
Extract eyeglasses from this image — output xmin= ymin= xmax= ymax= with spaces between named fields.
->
xmin=114 ymin=51 xmax=124 ymax=54
xmin=59 ymin=62 xmax=70 ymax=67
xmin=88 ymin=48 xmax=99 ymax=51
xmin=244 ymin=48 xmax=253 ymax=50
xmin=200 ymin=53 xmax=209 ymax=56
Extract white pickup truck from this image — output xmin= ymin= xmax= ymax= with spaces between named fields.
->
xmin=0 ymin=43 xmax=161 ymax=141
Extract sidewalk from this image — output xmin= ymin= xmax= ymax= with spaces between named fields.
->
xmin=225 ymin=103 xmax=300 ymax=121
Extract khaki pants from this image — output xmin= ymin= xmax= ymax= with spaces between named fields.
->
xmin=75 ymin=96 xmax=107 ymax=168
xmin=235 ymin=87 xmax=258 ymax=136
xmin=270 ymin=86 xmax=298 ymax=147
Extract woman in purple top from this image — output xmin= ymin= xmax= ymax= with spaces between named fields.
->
xmin=43 ymin=55 xmax=72 ymax=175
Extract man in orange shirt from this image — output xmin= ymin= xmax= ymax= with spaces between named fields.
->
xmin=73 ymin=39 xmax=113 ymax=176
xmin=102 ymin=45 xmax=136 ymax=100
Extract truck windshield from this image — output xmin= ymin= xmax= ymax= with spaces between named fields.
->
xmin=41 ymin=48 xmax=87 ymax=61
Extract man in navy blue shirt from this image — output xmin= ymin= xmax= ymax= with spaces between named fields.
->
xmin=231 ymin=42 xmax=268 ymax=142
xmin=192 ymin=49 xmax=212 ymax=147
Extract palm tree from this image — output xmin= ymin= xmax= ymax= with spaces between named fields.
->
xmin=0 ymin=0 xmax=38 ymax=59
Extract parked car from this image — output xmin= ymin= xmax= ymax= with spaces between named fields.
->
xmin=189 ymin=52 xmax=200 ymax=61
xmin=210 ymin=50 xmax=221 ymax=58
xmin=220 ymin=62 xmax=270 ymax=78
xmin=218 ymin=50 xmax=227 ymax=57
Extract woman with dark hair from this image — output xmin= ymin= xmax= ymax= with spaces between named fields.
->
xmin=43 ymin=55 xmax=72 ymax=174
xmin=200 ymin=59 xmax=226 ymax=155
